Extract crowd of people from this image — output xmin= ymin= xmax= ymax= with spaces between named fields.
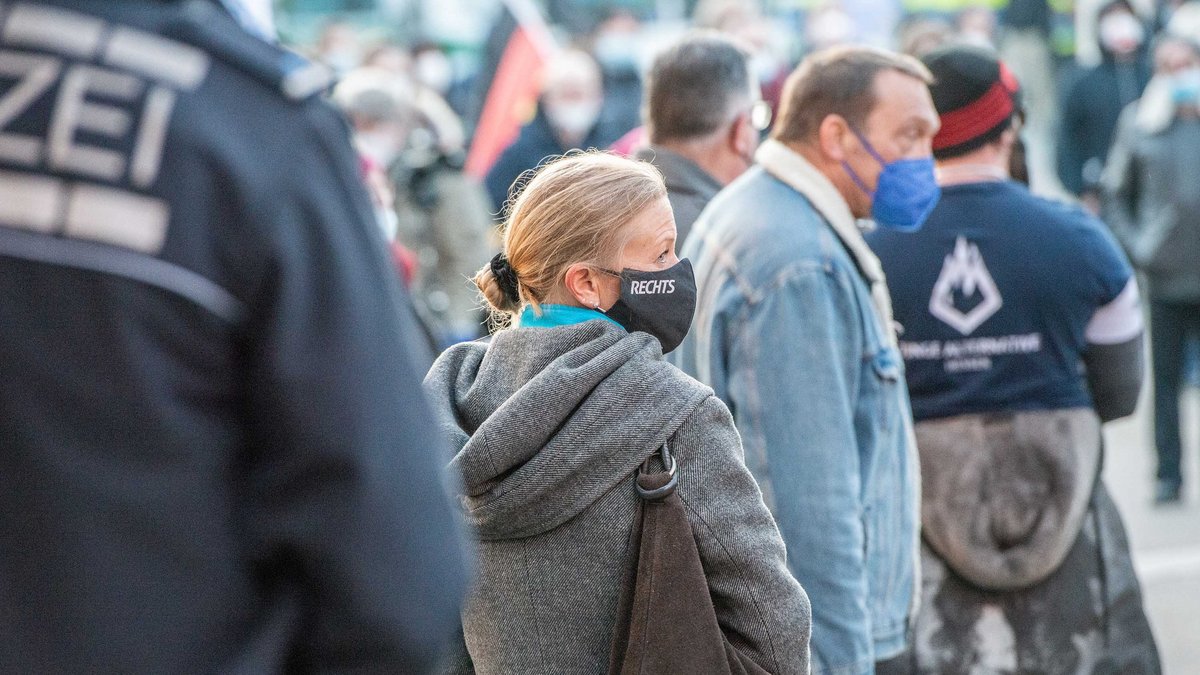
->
xmin=3 ymin=0 xmax=1200 ymax=673
xmin=305 ymin=0 xmax=1200 ymax=670
xmin=307 ymin=1 xmax=1200 ymax=452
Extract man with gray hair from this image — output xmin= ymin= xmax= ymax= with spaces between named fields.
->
xmin=636 ymin=33 xmax=768 ymax=243
xmin=676 ymin=46 xmax=940 ymax=674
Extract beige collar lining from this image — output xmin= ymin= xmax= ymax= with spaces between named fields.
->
xmin=755 ymin=139 xmax=898 ymax=346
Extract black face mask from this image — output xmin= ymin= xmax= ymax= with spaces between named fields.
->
xmin=600 ymin=259 xmax=698 ymax=354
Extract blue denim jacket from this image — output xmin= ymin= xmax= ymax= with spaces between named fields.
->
xmin=674 ymin=142 xmax=920 ymax=675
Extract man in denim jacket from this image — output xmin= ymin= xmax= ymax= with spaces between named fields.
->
xmin=675 ymin=46 xmax=939 ymax=675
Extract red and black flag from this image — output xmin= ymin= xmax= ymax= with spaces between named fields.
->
xmin=464 ymin=0 xmax=557 ymax=180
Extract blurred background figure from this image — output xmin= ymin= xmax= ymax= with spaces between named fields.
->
xmin=1168 ymin=1 xmax=1200 ymax=39
xmin=311 ymin=16 xmax=363 ymax=75
xmin=694 ymin=0 xmax=792 ymax=116
xmin=412 ymin=41 xmax=455 ymax=96
xmin=484 ymin=48 xmax=617 ymax=213
xmin=591 ymin=9 xmax=646 ymax=141
xmin=805 ymin=3 xmax=858 ymax=53
xmin=996 ymin=0 xmax=1063 ymax=195
xmin=1103 ymin=33 xmax=1200 ymax=504
xmin=362 ymin=40 xmax=412 ymax=75
xmin=637 ymin=32 xmax=764 ymax=244
xmin=841 ymin=0 xmax=906 ymax=49
xmin=335 ymin=68 xmax=416 ymax=172
xmin=896 ymin=16 xmax=954 ymax=57
xmin=1058 ymin=0 xmax=1152 ymax=212
xmin=335 ymin=68 xmax=496 ymax=346
xmin=412 ymin=40 xmax=476 ymax=119
xmin=1075 ymin=0 xmax=1155 ymax=67
xmin=956 ymin=6 xmax=997 ymax=48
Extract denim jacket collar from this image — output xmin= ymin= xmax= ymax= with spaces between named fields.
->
xmin=756 ymin=139 xmax=898 ymax=347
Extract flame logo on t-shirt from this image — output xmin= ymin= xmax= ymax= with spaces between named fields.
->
xmin=929 ymin=237 xmax=1003 ymax=336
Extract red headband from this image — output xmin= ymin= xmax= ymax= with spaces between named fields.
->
xmin=932 ymin=63 xmax=1020 ymax=151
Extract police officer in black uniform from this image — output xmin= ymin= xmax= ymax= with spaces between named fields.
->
xmin=0 ymin=1 xmax=469 ymax=672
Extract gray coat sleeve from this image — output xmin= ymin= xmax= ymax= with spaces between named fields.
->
xmin=672 ymin=395 xmax=813 ymax=675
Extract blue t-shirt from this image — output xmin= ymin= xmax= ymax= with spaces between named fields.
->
xmin=867 ymin=180 xmax=1133 ymax=421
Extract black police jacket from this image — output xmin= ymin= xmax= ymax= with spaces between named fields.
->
xmin=0 ymin=1 xmax=469 ymax=672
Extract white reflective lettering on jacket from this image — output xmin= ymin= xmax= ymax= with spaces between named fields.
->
xmin=0 ymin=2 xmax=211 ymax=255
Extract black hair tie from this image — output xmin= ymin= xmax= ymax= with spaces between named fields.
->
xmin=489 ymin=253 xmax=521 ymax=305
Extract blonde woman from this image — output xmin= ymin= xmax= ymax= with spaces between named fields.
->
xmin=424 ymin=152 xmax=810 ymax=674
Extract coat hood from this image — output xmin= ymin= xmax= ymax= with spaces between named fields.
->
xmin=424 ymin=320 xmax=711 ymax=541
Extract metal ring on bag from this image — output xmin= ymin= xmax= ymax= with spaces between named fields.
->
xmin=636 ymin=443 xmax=678 ymax=500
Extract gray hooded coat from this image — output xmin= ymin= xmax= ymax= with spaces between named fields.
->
xmin=424 ymin=319 xmax=811 ymax=674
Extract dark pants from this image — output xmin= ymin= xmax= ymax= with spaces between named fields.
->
xmin=1150 ymin=297 xmax=1200 ymax=486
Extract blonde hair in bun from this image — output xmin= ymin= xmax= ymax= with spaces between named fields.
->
xmin=474 ymin=150 xmax=666 ymax=326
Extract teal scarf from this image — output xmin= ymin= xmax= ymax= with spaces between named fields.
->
xmin=517 ymin=304 xmax=624 ymax=330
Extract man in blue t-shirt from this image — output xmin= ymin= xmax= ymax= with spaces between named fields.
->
xmin=870 ymin=66 xmax=1142 ymax=423
xmin=867 ymin=45 xmax=1160 ymax=673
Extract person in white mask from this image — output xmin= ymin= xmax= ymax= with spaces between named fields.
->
xmin=1058 ymin=0 xmax=1152 ymax=211
xmin=335 ymin=68 xmax=498 ymax=347
xmin=313 ymin=19 xmax=362 ymax=76
xmin=541 ymin=52 xmax=604 ymax=146
xmin=1104 ymin=33 xmax=1200 ymax=505
xmin=484 ymin=49 xmax=618 ymax=212
xmin=333 ymin=69 xmax=417 ymax=174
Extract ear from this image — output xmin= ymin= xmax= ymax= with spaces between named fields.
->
xmin=817 ymin=114 xmax=850 ymax=162
xmin=999 ymin=123 xmax=1019 ymax=149
xmin=563 ymin=263 xmax=607 ymax=309
xmin=727 ymin=112 xmax=752 ymax=155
